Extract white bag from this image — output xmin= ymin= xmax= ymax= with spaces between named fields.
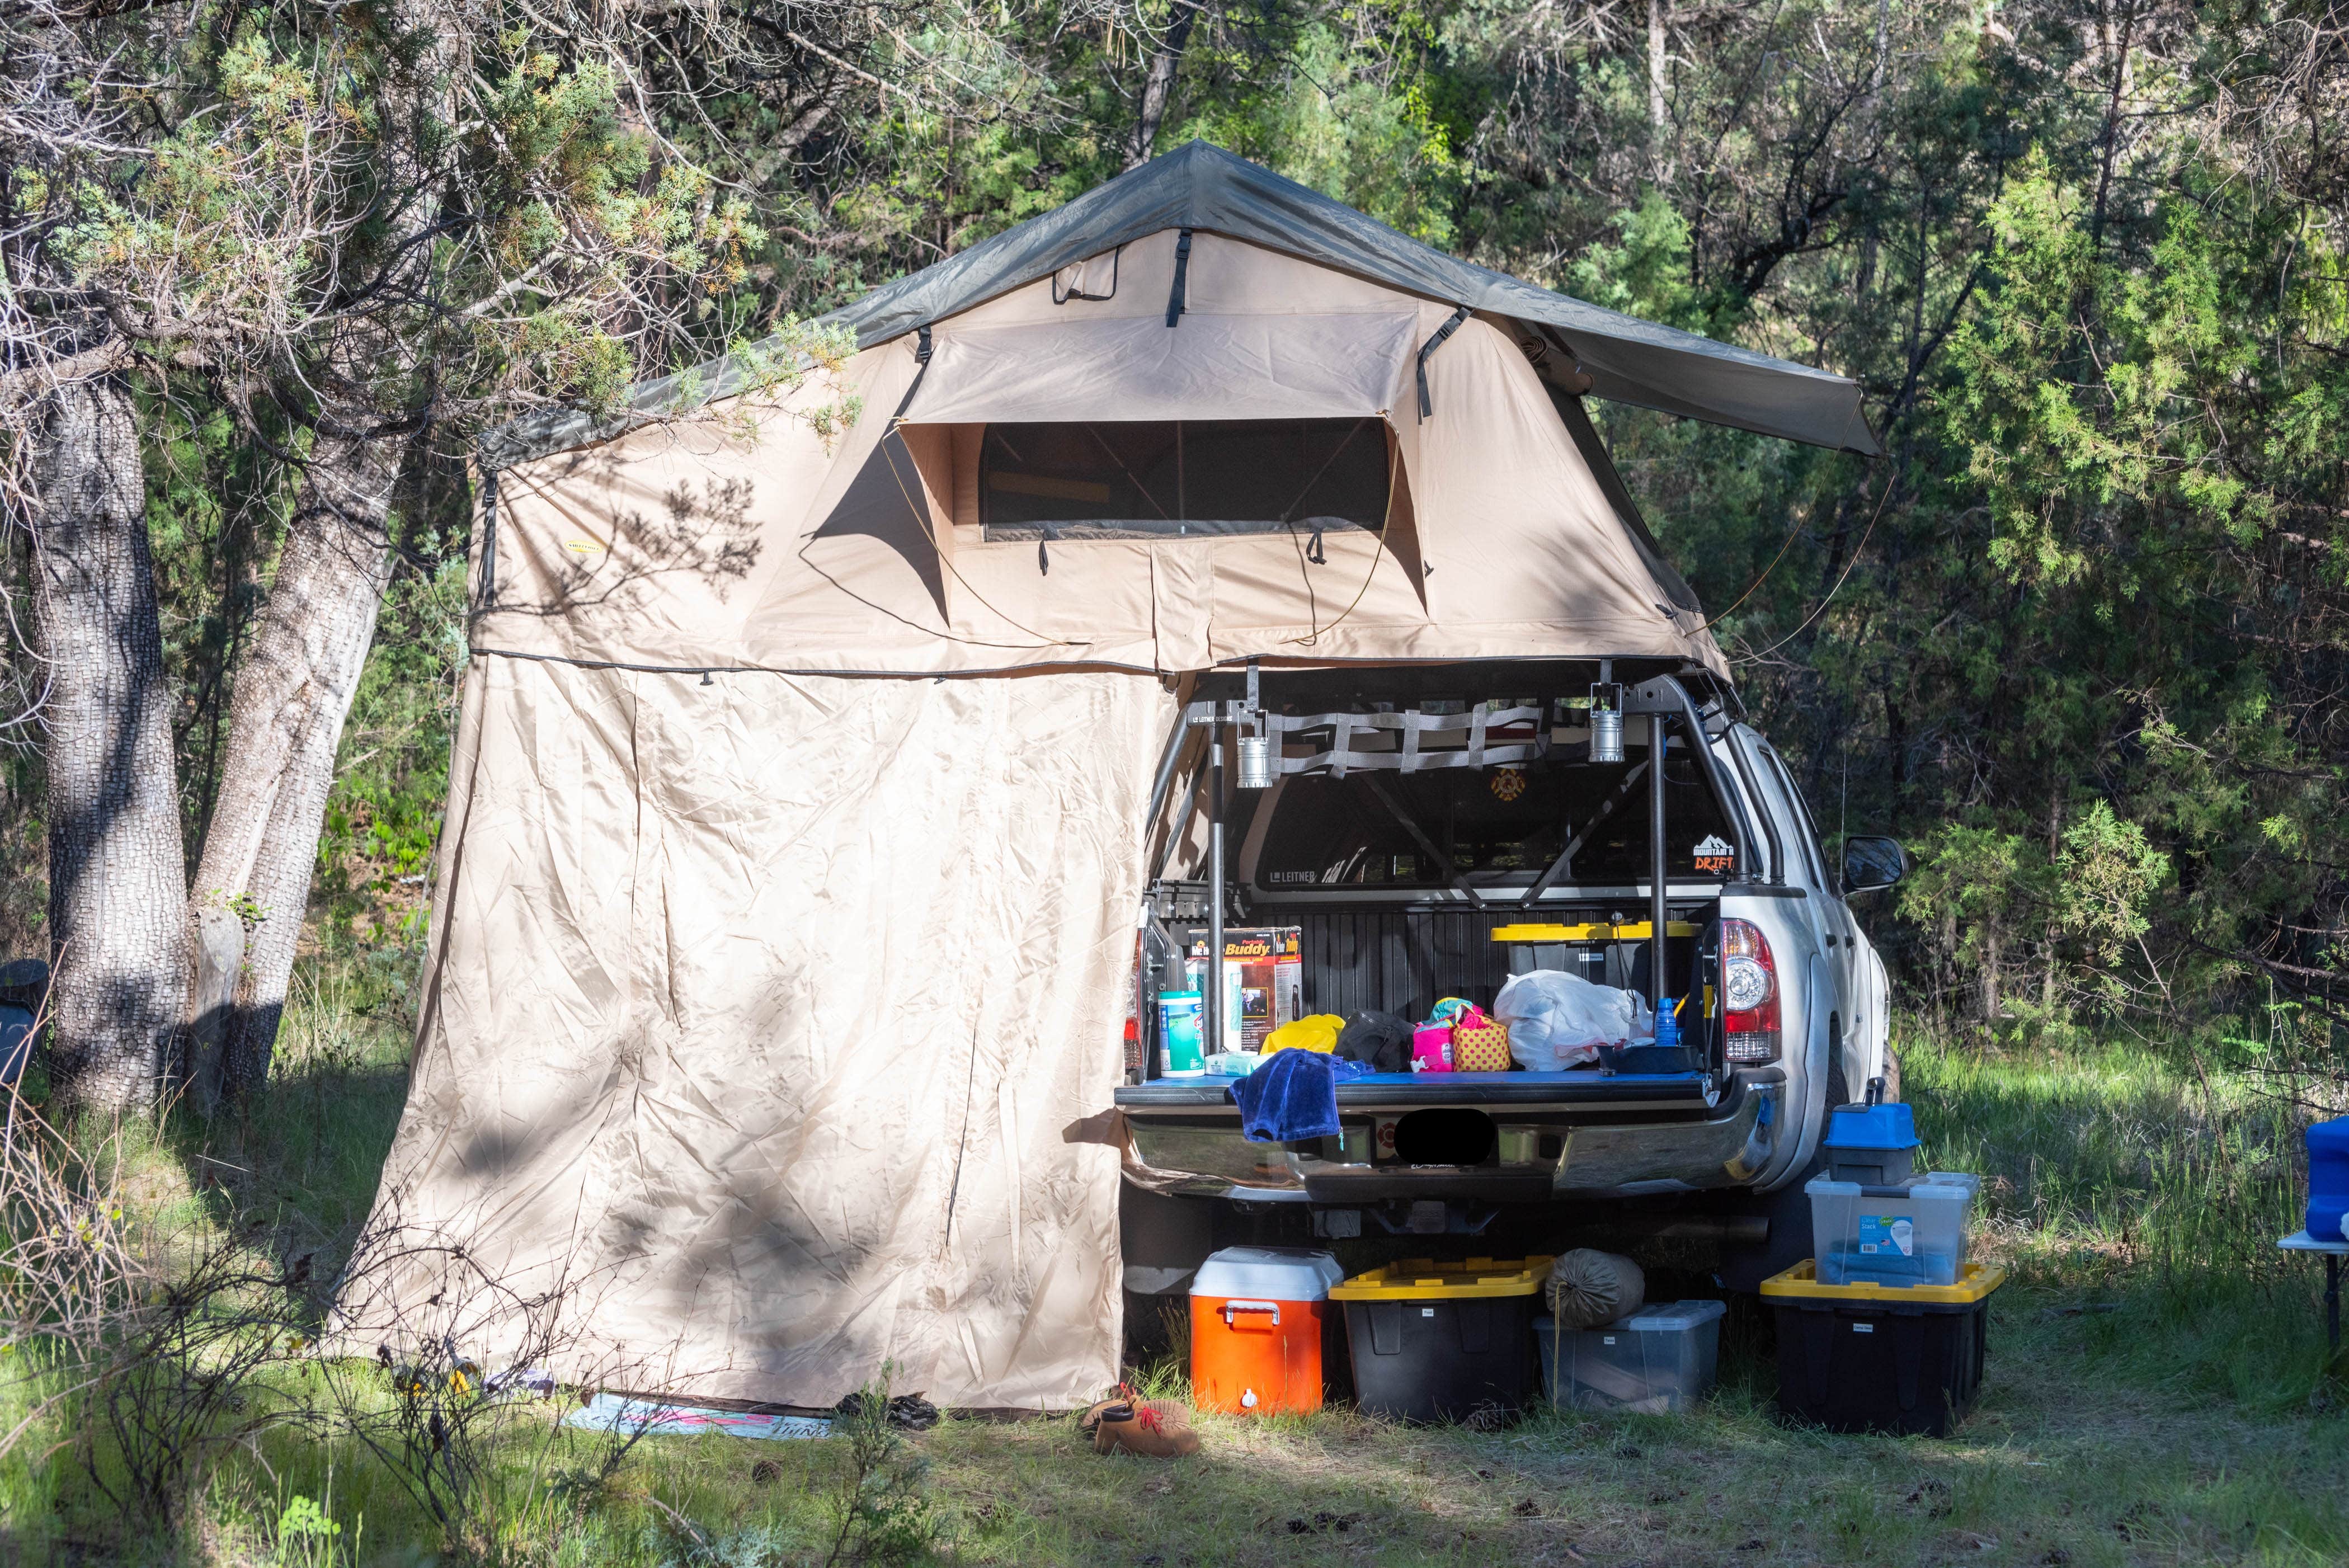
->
xmin=1493 ymin=971 xmax=1646 ymax=1071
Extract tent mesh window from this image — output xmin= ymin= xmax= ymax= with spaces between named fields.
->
xmin=978 ymin=418 xmax=1390 ymax=541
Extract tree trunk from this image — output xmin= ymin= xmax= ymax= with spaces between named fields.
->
xmin=29 ymin=373 xmax=189 ymax=1111
xmin=1980 ymin=930 xmax=2002 ymax=1024
xmin=182 ymin=2 xmax=452 ymax=1105
xmin=1124 ymin=1 xmax=1203 ymax=169
xmin=185 ymin=423 xmax=401 ymax=1101
xmin=1647 ymin=0 xmax=1669 ymax=135
xmin=2088 ymin=1 xmax=2139 ymax=249
xmin=2042 ymin=789 xmax=2063 ymax=1015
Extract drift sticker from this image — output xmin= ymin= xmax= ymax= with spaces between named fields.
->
xmin=1692 ymin=834 xmax=1736 ymax=875
xmin=1858 ymin=1215 xmax=1915 ymax=1256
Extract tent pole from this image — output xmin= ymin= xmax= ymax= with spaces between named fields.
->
xmin=1206 ymin=712 xmax=1226 ymax=1060
xmin=1650 ymin=713 xmax=1669 ymax=1009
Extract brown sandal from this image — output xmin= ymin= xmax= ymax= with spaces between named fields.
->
xmin=1092 ymin=1396 xmax=1199 ymax=1457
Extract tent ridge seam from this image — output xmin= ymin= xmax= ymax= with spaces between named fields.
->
xmin=465 ymin=645 xmax=1174 ymax=681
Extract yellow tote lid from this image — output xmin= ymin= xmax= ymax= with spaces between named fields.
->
xmin=1328 ymin=1255 xmax=1554 ymax=1301
xmin=1759 ymin=1259 xmax=2007 ymax=1305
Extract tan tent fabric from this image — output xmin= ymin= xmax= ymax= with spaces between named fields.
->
xmin=344 ymin=654 xmax=1169 ymax=1407
xmin=474 ymin=233 xmax=1725 ymax=680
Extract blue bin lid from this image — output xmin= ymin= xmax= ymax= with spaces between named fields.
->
xmin=2310 ymin=1117 xmax=2349 ymax=1155
xmin=1823 ymin=1102 xmax=1918 ymax=1152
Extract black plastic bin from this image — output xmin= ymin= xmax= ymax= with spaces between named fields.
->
xmin=1328 ymin=1258 xmax=1548 ymax=1423
xmin=1760 ymin=1260 xmax=2003 ymax=1436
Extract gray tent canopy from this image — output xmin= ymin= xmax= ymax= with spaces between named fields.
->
xmin=484 ymin=142 xmax=1879 ymax=468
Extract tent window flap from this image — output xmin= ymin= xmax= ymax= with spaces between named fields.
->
xmin=977 ymin=418 xmax=1391 ymax=542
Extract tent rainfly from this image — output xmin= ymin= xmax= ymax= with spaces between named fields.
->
xmin=343 ymin=143 xmax=1875 ymax=1410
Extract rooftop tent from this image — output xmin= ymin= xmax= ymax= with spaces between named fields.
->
xmin=345 ymin=147 xmax=1875 ymax=1412
xmin=469 ymin=220 xmax=1813 ymax=678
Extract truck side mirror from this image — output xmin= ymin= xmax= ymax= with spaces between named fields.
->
xmin=1842 ymin=836 xmax=1908 ymax=893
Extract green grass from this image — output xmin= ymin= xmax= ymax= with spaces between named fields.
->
xmin=4 ymin=985 xmax=2346 ymax=1566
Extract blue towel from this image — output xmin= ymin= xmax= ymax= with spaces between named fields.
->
xmin=1230 ymin=1050 xmax=1372 ymax=1142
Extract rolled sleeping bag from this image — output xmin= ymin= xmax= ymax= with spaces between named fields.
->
xmin=1545 ymin=1248 xmax=1646 ymax=1328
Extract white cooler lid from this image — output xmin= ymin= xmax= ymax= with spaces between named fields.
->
xmin=1191 ymin=1246 xmax=1345 ymax=1301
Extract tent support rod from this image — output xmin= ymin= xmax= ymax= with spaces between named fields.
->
xmin=1142 ymin=700 xmax=1206 ymax=852
xmin=1716 ymin=718 xmax=1782 ymax=883
xmin=1206 ymin=723 xmax=1225 ymax=1060
xmin=1650 ymin=714 xmax=1670 ymax=1005
xmin=1659 ymin=681 xmax=1755 ymax=882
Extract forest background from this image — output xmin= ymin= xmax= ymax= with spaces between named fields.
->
xmin=2 ymin=0 xmax=2344 ymax=1103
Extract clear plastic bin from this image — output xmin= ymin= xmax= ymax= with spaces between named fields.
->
xmin=1808 ymin=1171 xmax=1980 ymax=1287
xmin=1534 ymin=1299 xmax=1727 ymax=1414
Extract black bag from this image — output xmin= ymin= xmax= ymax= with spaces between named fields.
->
xmin=1335 ymin=1010 xmax=1413 ymax=1073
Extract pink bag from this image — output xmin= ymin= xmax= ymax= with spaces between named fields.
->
xmin=1411 ymin=1024 xmax=1455 ymax=1073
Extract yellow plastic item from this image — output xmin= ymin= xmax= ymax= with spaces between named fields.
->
xmin=1328 ymin=1256 xmax=1555 ymax=1301
xmin=1260 ymin=1014 xmax=1344 ymax=1054
xmin=1490 ymin=921 xmax=1700 ymax=943
xmin=1759 ymin=1259 xmax=2007 ymax=1305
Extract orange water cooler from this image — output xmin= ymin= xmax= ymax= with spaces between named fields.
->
xmin=1188 ymin=1247 xmax=1345 ymax=1414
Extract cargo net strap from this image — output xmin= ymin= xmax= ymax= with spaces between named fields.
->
xmin=1263 ymin=705 xmax=1548 ymax=776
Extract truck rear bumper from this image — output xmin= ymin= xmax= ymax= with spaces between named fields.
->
xmin=1115 ymin=1072 xmax=1782 ymax=1202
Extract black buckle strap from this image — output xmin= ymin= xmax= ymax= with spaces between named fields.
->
xmin=1165 ymin=228 xmax=1193 ymax=327
xmin=888 ymin=324 xmax=934 ymax=422
xmin=477 ymin=468 xmax=499 ymax=609
xmin=1416 ymin=304 xmax=1472 ymax=420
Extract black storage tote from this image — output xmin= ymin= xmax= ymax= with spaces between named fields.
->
xmin=1760 ymin=1260 xmax=2003 ymax=1437
xmin=1328 ymin=1258 xmax=1548 ymax=1424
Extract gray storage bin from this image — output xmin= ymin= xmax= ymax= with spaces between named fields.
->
xmin=1808 ymin=1171 xmax=1981 ymax=1287
xmin=1536 ymin=1299 xmax=1727 ymax=1414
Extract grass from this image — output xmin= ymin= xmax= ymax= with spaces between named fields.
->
xmin=4 ymin=970 xmax=2347 ymax=1566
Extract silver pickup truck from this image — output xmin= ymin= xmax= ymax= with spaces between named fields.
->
xmin=1114 ymin=658 xmax=1908 ymax=1303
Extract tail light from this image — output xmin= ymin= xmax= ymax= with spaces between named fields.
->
xmin=1720 ymin=918 xmax=1781 ymax=1065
